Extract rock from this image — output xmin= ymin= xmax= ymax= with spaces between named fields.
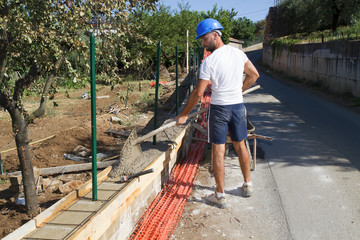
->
xmin=73 ymin=145 xmax=91 ymax=157
xmin=58 ymin=180 xmax=83 ymax=194
xmin=110 ymin=116 xmax=122 ymax=124
xmin=42 ymin=178 xmax=62 ymax=193
xmin=58 ymin=173 xmax=87 ymax=183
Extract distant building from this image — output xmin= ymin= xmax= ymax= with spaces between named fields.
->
xmin=228 ymin=37 xmax=244 ymax=50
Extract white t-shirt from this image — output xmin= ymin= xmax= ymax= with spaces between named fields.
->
xmin=199 ymin=45 xmax=248 ymax=105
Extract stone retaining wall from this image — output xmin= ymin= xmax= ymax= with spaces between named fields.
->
xmin=262 ymin=41 xmax=360 ymax=97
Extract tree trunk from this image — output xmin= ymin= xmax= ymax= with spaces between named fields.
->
xmin=1 ymin=64 xmax=40 ymax=215
xmin=9 ymin=106 xmax=39 ymax=215
xmin=331 ymin=4 xmax=341 ymax=32
xmin=30 ymin=56 xmax=63 ymax=121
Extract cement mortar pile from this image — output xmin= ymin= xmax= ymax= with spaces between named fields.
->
xmin=109 ymin=124 xmax=185 ymax=178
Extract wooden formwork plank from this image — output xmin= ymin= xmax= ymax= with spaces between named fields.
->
xmin=34 ymin=166 xmax=112 ymax=228
xmin=2 ymin=220 xmax=36 ymax=240
xmin=67 ymin=125 xmax=189 ymax=240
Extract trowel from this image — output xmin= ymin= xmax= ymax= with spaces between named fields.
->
xmin=117 ymin=168 xmax=154 ymax=183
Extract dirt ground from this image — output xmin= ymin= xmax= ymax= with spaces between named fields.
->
xmin=1 ymin=63 xmax=359 ymax=238
xmin=0 ymin=74 xmax=188 ymax=238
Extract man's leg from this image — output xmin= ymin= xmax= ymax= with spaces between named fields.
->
xmin=233 ymin=140 xmax=251 ymax=183
xmin=212 ymin=143 xmax=226 ymax=193
xmin=205 ymin=143 xmax=228 ymax=208
xmin=212 ymin=144 xmax=225 ymax=193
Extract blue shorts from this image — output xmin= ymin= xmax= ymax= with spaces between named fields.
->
xmin=208 ymin=103 xmax=247 ymax=144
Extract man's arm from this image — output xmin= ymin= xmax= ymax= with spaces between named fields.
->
xmin=242 ymin=60 xmax=260 ymax=91
xmin=175 ymin=79 xmax=209 ymax=125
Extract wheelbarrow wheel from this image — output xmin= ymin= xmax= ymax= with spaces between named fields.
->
xmin=245 ymin=139 xmax=255 ymax=171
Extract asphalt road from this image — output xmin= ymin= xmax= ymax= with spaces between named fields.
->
xmin=173 ymin=49 xmax=360 ymax=240
xmin=245 ymin=50 xmax=360 ymax=239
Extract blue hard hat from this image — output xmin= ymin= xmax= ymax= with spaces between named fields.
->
xmin=195 ymin=18 xmax=223 ymax=40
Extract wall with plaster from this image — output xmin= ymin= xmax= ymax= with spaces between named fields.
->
xmin=262 ymin=41 xmax=360 ymax=97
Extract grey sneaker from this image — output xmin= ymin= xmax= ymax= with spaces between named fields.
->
xmin=242 ymin=183 xmax=253 ymax=197
xmin=205 ymin=193 xmax=228 ymax=209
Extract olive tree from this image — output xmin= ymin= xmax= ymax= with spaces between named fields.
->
xmin=278 ymin=0 xmax=360 ymax=34
xmin=0 ymin=0 xmax=157 ymax=215
xmin=231 ymin=17 xmax=256 ymax=41
xmin=318 ymin=0 xmax=360 ymax=31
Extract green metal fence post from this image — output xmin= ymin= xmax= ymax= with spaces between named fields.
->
xmin=193 ymin=48 xmax=196 ymax=92
xmin=0 ymin=153 xmax=3 ymax=175
xmin=175 ymin=46 xmax=179 ymax=115
xmin=200 ymin=47 xmax=204 ymax=61
xmin=196 ymin=47 xmax=201 ymax=86
xmin=90 ymin=32 xmax=97 ymax=201
xmin=153 ymin=40 xmax=161 ymax=145
xmin=125 ymin=83 xmax=129 ymax=108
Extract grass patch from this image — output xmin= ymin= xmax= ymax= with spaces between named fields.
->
xmin=269 ymin=24 xmax=360 ymax=47
xmin=0 ymin=176 xmax=9 ymax=185
xmin=139 ymin=91 xmax=155 ymax=107
xmin=45 ymin=107 xmax=57 ymax=117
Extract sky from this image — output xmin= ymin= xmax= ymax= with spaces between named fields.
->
xmin=160 ymin=0 xmax=276 ymax=22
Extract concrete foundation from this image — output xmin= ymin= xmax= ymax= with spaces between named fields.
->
xmin=4 ymin=122 xmax=192 ymax=240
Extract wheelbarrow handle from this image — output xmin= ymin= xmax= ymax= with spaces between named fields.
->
xmin=132 ymin=107 xmax=209 ymax=145
xmin=132 ymin=85 xmax=260 ymax=145
xmin=243 ymin=85 xmax=260 ymax=95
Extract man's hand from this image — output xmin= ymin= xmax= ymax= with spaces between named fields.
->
xmin=174 ymin=79 xmax=209 ymax=126
xmin=175 ymin=114 xmax=188 ymax=125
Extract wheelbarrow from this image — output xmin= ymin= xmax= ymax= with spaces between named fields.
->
xmin=226 ymin=117 xmax=273 ymax=171
xmin=190 ymin=85 xmax=273 ymax=171
xmin=192 ymin=116 xmax=272 ymax=171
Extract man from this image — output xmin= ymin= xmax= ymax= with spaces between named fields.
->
xmin=175 ymin=18 xmax=259 ymax=209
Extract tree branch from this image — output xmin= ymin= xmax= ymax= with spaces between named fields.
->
xmin=0 ymin=3 xmax=9 ymax=85
xmin=30 ymin=56 xmax=63 ymax=121
xmin=0 ymin=91 xmax=10 ymax=110
xmin=13 ymin=64 xmax=39 ymax=102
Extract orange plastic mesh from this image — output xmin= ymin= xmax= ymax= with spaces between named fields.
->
xmin=129 ymin=87 xmax=211 ymax=240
